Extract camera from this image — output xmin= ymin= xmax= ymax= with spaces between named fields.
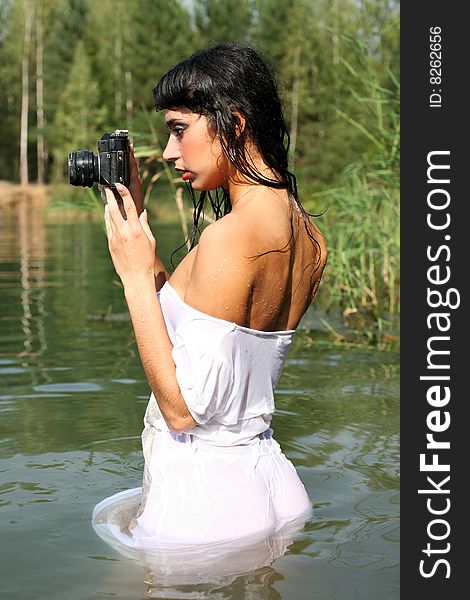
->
xmin=68 ymin=129 xmax=130 ymax=188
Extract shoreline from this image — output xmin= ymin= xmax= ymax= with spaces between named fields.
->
xmin=0 ymin=180 xmax=50 ymax=207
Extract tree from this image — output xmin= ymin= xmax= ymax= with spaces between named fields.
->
xmin=0 ymin=0 xmax=23 ymax=180
xmin=85 ymin=0 xmax=196 ymax=136
xmin=51 ymin=40 xmax=105 ymax=180
xmin=252 ymin=0 xmax=399 ymax=190
xmin=19 ymin=0 xmax=32 ymax=184
xmin=36 ymin=1 xmax=45 ymax=182
xmin=43 ymin=0 xmax=91 ymax=154
xmin=127 ymin=0 xmax=195 ymax=106
xmin=194 ymin=0 xmax=254 ymax=45
xmin=83 ymin=0 xmax=130 ymax=128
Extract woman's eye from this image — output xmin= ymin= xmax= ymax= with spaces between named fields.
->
xmin=173 ymin=126 xmax=186 ymax=138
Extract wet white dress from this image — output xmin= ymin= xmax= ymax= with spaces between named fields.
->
xmin=92 ymin=281 xmax=312 ymax=551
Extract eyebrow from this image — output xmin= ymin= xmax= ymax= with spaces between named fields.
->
xmin=165 ymin=118 xmax=185 ymax=129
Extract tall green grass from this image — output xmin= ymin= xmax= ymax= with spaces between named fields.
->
xmin=313 ymin=171 xmax=399 ymax=348
xmin=304 ymin=37 xmax=400 ymax=348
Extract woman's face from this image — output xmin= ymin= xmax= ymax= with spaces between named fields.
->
xmin=162 ymin=108 xmax=228 ymax=191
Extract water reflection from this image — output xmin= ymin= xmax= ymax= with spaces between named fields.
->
xmin=95 ymin=522 xmax=296 ymax=599
xmin=2 ymin=196 xmax=48 ymax=370
xmin=144 ymin=565 xmax=283 ymax=599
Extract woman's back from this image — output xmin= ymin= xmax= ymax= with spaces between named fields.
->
xmin=169 ymin=187 xmax=327 ymax=332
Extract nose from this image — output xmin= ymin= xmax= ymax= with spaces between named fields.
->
xmin=162 ymin=135 xmax=180 ymax=162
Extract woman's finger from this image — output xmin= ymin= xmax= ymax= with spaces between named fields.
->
xmin=103 ymin=186 xmax=124 ymax=223
xmin=115 ymin=183 xmax=139 ymax=221
xmin=103 ymin=204 xmax=114 ymax=239
xmin=139 ymin=209 xmax=155 ymax=243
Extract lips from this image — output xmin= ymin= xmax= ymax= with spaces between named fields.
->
xmin=175 ymin=168 xmax=192 ymax=181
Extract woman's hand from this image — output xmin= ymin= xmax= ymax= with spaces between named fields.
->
xmin=103 ymin=183 xmax=156 ymax=288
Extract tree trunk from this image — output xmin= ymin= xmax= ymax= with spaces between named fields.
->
xmin=36 ymin=6 xmax=46 ymax=184
xmin=20 ymin=3 xmax=33 ymax=186
xmin=114 ymin=34 xmax=122 ymax=121
xmin=125 ymin=70 xmax=133 ymax=131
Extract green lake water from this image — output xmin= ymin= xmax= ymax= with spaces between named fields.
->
xmin=0 ymin=197 xmax=399 ymax=599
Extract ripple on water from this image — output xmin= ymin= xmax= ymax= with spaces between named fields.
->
xmin=32 ymin=382 xmax=103 ymax=393
xmin=0 ymin=367 xmax=28 ymax=375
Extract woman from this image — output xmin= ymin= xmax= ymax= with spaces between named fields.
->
xmin=93 ymin=43 xmax=327 ymax=549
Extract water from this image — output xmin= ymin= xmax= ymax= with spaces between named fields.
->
xmin=0 ymin=197 xmax=399 ymax=599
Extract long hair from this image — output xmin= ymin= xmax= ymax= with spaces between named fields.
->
xmin=153 ymin=42 xmax=323 ymax=270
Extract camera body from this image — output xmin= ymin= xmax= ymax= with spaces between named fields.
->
xmin=68 ymin=130 xmax=130 ymax=188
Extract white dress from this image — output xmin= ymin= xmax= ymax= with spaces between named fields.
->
xmin=92 ymin=281 xmax=312 ymax=551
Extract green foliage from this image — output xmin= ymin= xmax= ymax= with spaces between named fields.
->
xmin=124 ymin=0 xmax=197 ymax=109
xmin=0 ymin=1 xmax=13 ymax=42
xmin=318 ymin=170 xmax=399 ymax=347
xmin=43 ymin=0 xmax=91 ymax=133
xmin=50 ymin=40 xmax=106 ymax=180
xmin=0 ymin=0 xmax=24 ymax=179
xmin=195 ymin=0 xmax=254 ymax=44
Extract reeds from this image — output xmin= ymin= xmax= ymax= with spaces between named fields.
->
xmin=304 ymin=36 xmax=400 ymax=348
xmin=314 ymin=171 xmax=399 ymax=348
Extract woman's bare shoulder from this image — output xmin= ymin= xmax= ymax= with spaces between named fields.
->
xmin=200 ymin=211 xmax=258 ymax=245
xmin=181 ymin=216 xmax=259 ymax=325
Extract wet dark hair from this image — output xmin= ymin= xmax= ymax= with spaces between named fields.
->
xmin=153 ymin=42 xmax=324 ymax=273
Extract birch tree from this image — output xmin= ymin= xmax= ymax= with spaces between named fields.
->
xmin=20 ymin=0 xmax=32 ymax=185
xmin=36 ymin=2 xmax=45 ymax=183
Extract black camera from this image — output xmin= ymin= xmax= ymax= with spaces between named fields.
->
xmin=68 ymin=129 xmax=130 ymax=188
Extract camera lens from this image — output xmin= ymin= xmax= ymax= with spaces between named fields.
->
xmin=68 ymin=150 xmax=96 ymax=187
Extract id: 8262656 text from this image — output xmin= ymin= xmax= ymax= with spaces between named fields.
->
xmin=429 ymin=26 xmax=442 ymax=108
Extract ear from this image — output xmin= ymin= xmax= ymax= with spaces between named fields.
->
xmin=233 ymin=111 xmax=246 ymax=137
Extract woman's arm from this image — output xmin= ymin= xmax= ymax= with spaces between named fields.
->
xmin=103 ymin=183 xmax=196 ymax=432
